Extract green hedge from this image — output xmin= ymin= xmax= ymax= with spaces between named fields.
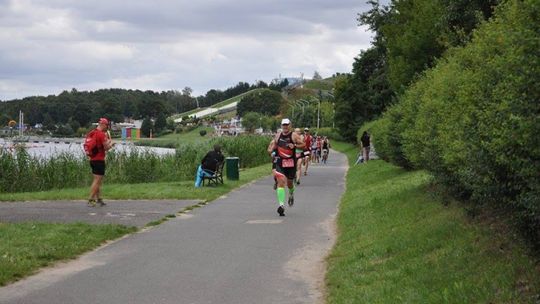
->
xmin=369 ymin=0 xmax=540 ymax=242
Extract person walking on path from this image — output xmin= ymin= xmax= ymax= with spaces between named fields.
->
xmin=267 ymin=118 xmax=305 ymax=216
xmin=195 ymin=144 xmax=225 ymax=187
xmin=361 ymin=131 xmax=371 ymax=163
xmin=86 ymin=118 xmax=113 ymax=207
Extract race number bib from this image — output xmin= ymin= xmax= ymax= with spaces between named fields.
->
xmin=282 ymin=158 xmax=294 ymax=168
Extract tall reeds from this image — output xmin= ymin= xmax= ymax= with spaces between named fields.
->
xmin=0 ymin=135 xmax=271 ymax=193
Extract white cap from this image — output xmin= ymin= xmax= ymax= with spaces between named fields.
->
xmin=281 ymin=118 xmax=291 ymax=125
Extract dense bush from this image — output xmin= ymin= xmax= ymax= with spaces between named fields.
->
xmin=368 ymin=0 xmax=540 ymax=242
xmin=0 ymin=135 xmax=271 ymax=193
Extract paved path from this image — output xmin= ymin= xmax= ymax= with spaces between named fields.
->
xmin=0 ymin=200 xmax=199 ymax=228
xmin=0 ymin=150 xmax=348 ymax=304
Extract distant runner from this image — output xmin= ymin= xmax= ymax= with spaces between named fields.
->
xmin=322 ymin=136 xmax=330 ymax=164
xmin=268 ymin=118 xmax=305 ymax=216
xmin=311 ymin=136 xmax=318 ymax=163
xmin=294 ymin=128 xmax=304 ymax=185
xmin=303 ymin=128 xmax=312 ymax=176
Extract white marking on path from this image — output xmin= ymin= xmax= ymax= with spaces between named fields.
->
xmin=245 ymin=219 xmax=283 ymax=224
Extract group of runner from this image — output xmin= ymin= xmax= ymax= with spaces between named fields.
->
xmin=267 ymin=118 xmax=331 ymax=216
xmin=84 ymin=117 xmax=330 ymax=218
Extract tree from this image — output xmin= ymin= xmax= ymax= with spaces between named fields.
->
xmin=237 ymin=89 xmax=284 ymax=117
xmin=154 ymin=113 xmax=167 ymax=133
xmin=241 ymin=112 xmax=261 ymax=133
xmin=182 ymin=87 xmax=193 ymax=97
xmin=42 ymin=113 xmax=56 ymax=131
xmin=73 ymin=103 xmax=93 ymax=127
xmin=141 ymin=117 xmax=153 ymax=137
xmin=313 ymin=71 xmax=323 ymax=80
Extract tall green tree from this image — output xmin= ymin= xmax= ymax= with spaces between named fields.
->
xmin=237 ymin=89 xmax=284 ymax=117
xmin=140 ymin=117 xmax=153 ymax=137
xmin=241 ymin=112 xmax=262 ymax=133
xmin=154 ymin=113 xmax=167 ymax=133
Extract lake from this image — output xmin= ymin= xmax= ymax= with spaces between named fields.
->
xmin=0 ymin=139 xmax=175 ymax=159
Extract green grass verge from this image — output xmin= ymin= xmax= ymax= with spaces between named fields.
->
xmin=0 ymin=163 xmax=270 ymax=202
xmin=327 ymin=142 xmax=540 ymax=303
xmin=169 ymin=88 xmax=265 ymax=120
xmin=209 ymin=88 xmax=266 ymax=109
xmin=136 ymin=126 xmax=214 ymax=147
xmin=0 ymin=222 xmax=136 ymax=286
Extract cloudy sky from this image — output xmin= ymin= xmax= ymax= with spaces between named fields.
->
xmin=0 ymin=0 xmax=375 ymax=100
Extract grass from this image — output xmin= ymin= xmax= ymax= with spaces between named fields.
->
xmin=0 ymin=222 xmax=136 ymax=286
xmin=326 ymin=141 xmax=540 ymax=303
xmin=169 ymin=88 xmax=265 ymax=120
xmin=0 ymin=163 xmax=271 ymax=202
xmin=209 ymin=88 xmax=265 ymax=109
xmin=136 ymin=126 xmax=214 ymax=146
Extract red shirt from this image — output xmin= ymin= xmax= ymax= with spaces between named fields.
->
xmin=304 ymin=135 xmax=312 ymax=151
xmin=90 ymin=129 xmax=108 ymax=161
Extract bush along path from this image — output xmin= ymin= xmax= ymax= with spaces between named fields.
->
xmin=326 ymin=142 xmax=540 ymax=303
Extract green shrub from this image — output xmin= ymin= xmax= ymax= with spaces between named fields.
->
xmin=373 ymin=0 xmax=540 ymax=243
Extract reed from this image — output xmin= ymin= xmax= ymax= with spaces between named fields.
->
xmin=0 ymin=135 xmax=271 ymax=193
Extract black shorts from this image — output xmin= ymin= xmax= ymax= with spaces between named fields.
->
xmin=90 ymin=160 xmax=106 ymax=176
xmin=274 ymin=158 xmax=296 ymax=180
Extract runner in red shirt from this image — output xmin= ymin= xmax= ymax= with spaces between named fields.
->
xmin=87 ymin=118 xmax=113 ymax=207
xmin=302 ymin=128 xmax=312 ymax=175
xmin=316 ymin=136 xmax=322 ymax=163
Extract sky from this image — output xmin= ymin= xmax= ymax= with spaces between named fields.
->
xmin=0 ymin=0 xmax=376 ymax=100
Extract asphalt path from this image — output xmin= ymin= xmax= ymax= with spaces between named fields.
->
xmin=0 ymin=200 xmax=199 ymax=228
xmin=0 ymin=150 xmax=348 ymax=304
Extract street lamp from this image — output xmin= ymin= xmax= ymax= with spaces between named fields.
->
xmin=327 ymin=92 xmax=335 ymax=129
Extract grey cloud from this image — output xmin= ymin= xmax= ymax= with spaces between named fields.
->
xmin=0 ymin=0 xmax=376 ymax=100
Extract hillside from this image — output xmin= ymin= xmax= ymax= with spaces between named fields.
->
xmin=170 ymin=88 xmax=267 ymax=122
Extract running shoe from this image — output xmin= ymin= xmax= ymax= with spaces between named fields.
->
xmin=87 ymin=199 xmax=96 ymax=207
xmin=277 ymin=205 xmax=285 ymax=216
xmin=97 ymin=199 xmax=106 ymax=206
xmin=296 ymin=180 xmax=300 ymax=185
xmin=288 ymin=195 xmax=294 ymax=207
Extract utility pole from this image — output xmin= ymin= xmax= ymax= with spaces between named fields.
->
xmin=19 ymin=111 xmax=24 ymax=136
xmin=332 ymin=102 xmax=335 ymax=129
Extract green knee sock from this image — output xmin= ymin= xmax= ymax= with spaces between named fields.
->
xmin=277 ymin=187 xmax=285 ymax=206
xmin=289 ymin=186 xmax=295 ymax=195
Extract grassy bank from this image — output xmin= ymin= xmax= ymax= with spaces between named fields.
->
xmin=0 ymin=222 xmax=136 ymax=286
xmin=0 ymin=163 xmax=270 ymax=202
xmin=135 ymin=126 xmax=214 ymax=147
xmin=326 ymin=142 xmax=540 ymax=303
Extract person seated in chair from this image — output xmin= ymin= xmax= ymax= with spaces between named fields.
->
xmin=195 ymin=144 xmax=225 ymax=187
